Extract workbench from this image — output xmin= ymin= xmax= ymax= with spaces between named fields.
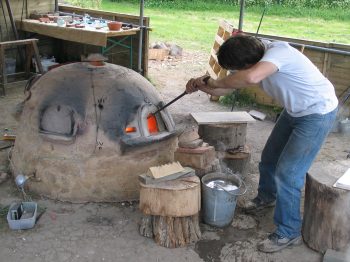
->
xmin=15 ymin=19 xmax=140 ymax=68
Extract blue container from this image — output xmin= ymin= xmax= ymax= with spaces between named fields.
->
xmin=201 ymin=172 xmax=245 ymax=227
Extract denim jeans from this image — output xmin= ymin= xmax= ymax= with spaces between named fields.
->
xmin=258 ymin=108 xmax=337 ymax=238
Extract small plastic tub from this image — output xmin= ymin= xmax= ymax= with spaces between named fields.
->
xmin=7 ymin=202 xmax=37 ymax=230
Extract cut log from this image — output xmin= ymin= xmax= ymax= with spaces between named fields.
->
xmin=139 ymin=176 xmax=201 ymax=217
xmin=139 ymin=176 xmax=201 ymax=248
xmin=302 ymin=161 xmax=350 ymax=253
xmin=198 ymin=124 xmax=247 ymax=151
xmin=139 ymin=214 xmax=201 ymax=248
xmin=217 ymin=145 xmax=251 ymax=177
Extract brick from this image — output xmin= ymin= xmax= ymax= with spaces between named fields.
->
xmin=175 ymin=146 xmax=216 ymax=169
xmin=178 ymin=138 xmax=203 ymax=149
xmin=176 ymin=145 xmax=214 ymax=154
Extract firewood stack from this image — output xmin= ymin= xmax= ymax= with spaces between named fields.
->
xmin=139 ymin=162 xmax=201 ymax=248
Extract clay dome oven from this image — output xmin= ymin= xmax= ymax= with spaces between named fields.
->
xmin=11 ymin=62 xmax=177 ymax=202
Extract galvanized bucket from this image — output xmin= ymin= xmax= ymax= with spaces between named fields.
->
xmin=201 ymin=171 xmax=246 ymax=227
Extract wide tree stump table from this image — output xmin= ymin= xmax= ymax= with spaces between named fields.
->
xmin=302 ymin=160 xmax=350 ymax=253
xmin=139 ymin=175 xmax=201 ymax=248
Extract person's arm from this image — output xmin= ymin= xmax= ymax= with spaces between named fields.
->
xmin=186 ymin=61 xmax=278 ymax=95
xmin=208 ymin=61 xmax=278 ymax=90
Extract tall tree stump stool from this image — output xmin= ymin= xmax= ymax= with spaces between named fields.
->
xmin=302 ymin=161 xmax=350 ymax=253
xmin=139 ymin=176 xmax=201 ymax=248
xmin=191 ymin=112 xmax=255 ymax=152
xmin=217 ymin=145 xmax=251 ymax=177
xmin=198 ymin=123 xmax=247 ymax=151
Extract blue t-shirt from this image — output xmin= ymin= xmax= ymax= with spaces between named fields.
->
xmin=260 ymin=41 xmax=338 ymax=117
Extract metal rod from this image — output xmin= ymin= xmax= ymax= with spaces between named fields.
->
xmin=238 ymin=0 xmax=245 ymax=31
xmin=55 ymin=0 xmax=59 ymax=13
xmin=255 ymin=6 xmax=267 ymax=37
xmin=4 ymin=0 xmax=19 ymax=40
xmin=151 ymin=91 xmax=187 ymax=116
xmin=138 ymin=0 xmax=145 ymax=74
xmin=260 ymin=37 xmax=350 ymax=56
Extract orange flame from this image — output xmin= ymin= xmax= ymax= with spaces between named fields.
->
xmin=147 ymin=114 xmax=159 ymax=134
xmin=125 ymin=126 xmax=137 ymax=133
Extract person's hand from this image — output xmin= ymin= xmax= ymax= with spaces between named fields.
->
xmin=186 ymin=75 xmax=210 ymax=94
xmin=185 ymin=78 xmax=198 ymax=94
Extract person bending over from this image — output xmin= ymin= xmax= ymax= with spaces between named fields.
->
xmin=186 ymin=34 xmax=338 ymax=253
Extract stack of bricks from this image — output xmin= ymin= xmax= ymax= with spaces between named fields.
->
xmin=174 ymin=129 xmax=220 ymax=177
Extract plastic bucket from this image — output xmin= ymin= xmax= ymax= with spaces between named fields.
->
xmin=201 ymin=171 xmax=246 ymax=227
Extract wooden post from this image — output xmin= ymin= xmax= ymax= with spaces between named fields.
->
xmin=217 ymin=145 xmax=251 ymax=177
xmin=302 ymin=161 xmax=350 ymax=253
xmin=139 ymin=176 xmax=201 ymax=248
xmin=198 ymin=123 xmax=247 ymax=151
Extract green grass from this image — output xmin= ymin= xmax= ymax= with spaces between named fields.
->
xmin=99 ymin=1 xmax=350 ymax=51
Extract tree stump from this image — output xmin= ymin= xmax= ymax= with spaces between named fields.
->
xmin=217 ymin=145 xmax=251 ymax=177
xmin=302 ymin=161 xmax=350 ymax=253
xmin=198 ymin=124 xmax=247 ymax=151
xmin=139 ymin=176 xmax=201 ymax=248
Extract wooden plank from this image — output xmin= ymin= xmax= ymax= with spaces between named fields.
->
xmin=210 ymin=48 xmax=218 ymax=62
xmin=215 ymin=34 xmax=224 ymax=46
xmin=16 ymin=19 xmax=139 ymax=47
xmin=139 ymin=167 xmax=194 ymax=185
xmin=147 ymin=162 xmax=184 ymax=179
xmin=191 ymin=112 xmax=255 ymax=125
xmin=219 ymin=19 xmax=234 ymax=34
xmin=0 ymin=39 xmax=38 ymax=48
xmin=206 ymin=65 xmax=218 ymax=79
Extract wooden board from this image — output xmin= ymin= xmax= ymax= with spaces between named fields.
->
xmin=147 ymin=162 xmax=185 ymax=179
xmin=191 ymin=112 xmax=255 ymax=125
xmin=16 ymin=19 xmax=139 ymax=47
xmin=139 ymin=167 xmax=194 ymax=185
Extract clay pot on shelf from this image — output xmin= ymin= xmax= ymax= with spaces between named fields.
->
xmin=107 ymin=21 xmax=122 ymax=31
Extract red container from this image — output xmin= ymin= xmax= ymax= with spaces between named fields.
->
xmin=107 ymin=21 xmax=122 ymax=31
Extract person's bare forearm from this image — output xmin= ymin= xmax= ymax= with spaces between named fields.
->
xmin=206 ymin=61 xmax=279 ymax=90
xmin=198 ymin=85 xmax=233 ymax=96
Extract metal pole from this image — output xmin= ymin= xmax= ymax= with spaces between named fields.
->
xmin=55 ymin=0 xmax=59 ymax=13
xmin=138 ymin=0 xmax=144 ymax=74
xmin=238 ymin=0 xmax=245 ymax=31
xmin=261 ymin=37 xmax=350 ymax=56
xmin=255 ymin=6 xmax=267 ymax=37
xmin=4 ymin=0 xmax=19 ymax=40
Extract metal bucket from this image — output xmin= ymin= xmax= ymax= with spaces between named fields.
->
xmin=201 ymin=171 xmax=246 ymax=227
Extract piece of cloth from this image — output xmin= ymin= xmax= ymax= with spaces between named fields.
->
xmin=257 ymin=108 xmax=337 ymax=238
xmin=260 ymin=40 xmax=338 ymax=117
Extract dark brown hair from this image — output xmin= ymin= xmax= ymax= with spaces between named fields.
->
xmin=217 ymin=35 xmax=265 ymax=70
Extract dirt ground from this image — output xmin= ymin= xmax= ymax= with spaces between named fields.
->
xmin=0 ymin=51 xmax=349 ymax=262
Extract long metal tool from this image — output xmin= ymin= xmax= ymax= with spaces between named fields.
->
xmin=255 ymin=6 xmax=267 ymax=37
xmin=151 ymin=91 xmax=187 ymax=116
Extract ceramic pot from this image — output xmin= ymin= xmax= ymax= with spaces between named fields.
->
xmin=108 ymin=21 xmax=122 ymax=31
